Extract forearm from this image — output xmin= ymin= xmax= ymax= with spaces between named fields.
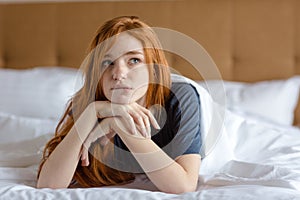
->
xmin=118 ymin=134 xmax=199 ymax=194
xmin=37 ymin=128 xmax=82 ymax=189
xmin=37 ymin=104 xmax=98 ymax=189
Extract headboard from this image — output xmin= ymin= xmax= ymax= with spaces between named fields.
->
xmin=1 ymin=0 xmax=300 ymax=123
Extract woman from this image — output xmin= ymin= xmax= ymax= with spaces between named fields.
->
xmin=37 ymin=16 xmax=202 ymax=194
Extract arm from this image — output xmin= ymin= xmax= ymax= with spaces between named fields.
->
xmin=80 ymin=101 xmax=160 ymax=166
xmin=115 ymin=83 xmax=201 ymax=194
xmin=80 ymin=84 xmax=202 ymax=193
xmin=37 ymin=101 xmax=158 ymax=188
xmin=115 ymin=123 xmax=200 ymax=194
xmin=81 ymin=116 xmax=200 ymax=193
xmin=37 ymin=103 xmax=99 ymax=189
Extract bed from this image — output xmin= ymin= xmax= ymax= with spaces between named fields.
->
xmin=1 ymin=0 xmax=300 ymax=199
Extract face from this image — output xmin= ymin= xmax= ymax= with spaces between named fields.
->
xmin=101 ymin=33 xmax=149 ymax=105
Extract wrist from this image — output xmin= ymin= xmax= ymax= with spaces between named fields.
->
xmin=117 ymin=131 xmax=150 ymax=144
xmin=93 ymin=101 xmax=110 ymax=118
xmin=73 ymin=103 xmax=98 ymax=140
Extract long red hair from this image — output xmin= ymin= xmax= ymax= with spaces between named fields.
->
xmin=37 ymin=16 xmax=171 ymax=187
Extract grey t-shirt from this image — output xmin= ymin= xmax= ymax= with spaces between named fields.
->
xmin=113 ymin=82 xmax=202 ymax=173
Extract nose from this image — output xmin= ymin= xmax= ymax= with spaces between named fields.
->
xmin=112 ymin=60 xmax=128 ymax=81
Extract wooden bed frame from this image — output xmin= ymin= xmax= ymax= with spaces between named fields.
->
xmin=0 ymin=0 xmax=300 ymax=123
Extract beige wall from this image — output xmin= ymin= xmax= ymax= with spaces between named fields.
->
xmin=0 ymin=0 xmax=299 ymax=82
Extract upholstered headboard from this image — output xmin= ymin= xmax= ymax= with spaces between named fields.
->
xmin=1 ymin=0 xmax=300 ymax=122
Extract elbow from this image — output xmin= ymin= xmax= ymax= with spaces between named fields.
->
xmin=36 ymin=184 xmax=68 ymax=190
xmin=162 ymin=182 xmax=197 ymax=194
xmin=36 ymin=185 xmax=49 ymax=189
xmin=36 ymin=182 xmax=53 ymax=189
xmin=36 ymin=179 xmax=68 ymax=189
xmin=176 ymin=183 xmax=197 ymax=194
xmin=36 ymin=178 xmax=46 ymax=189
xmin=36 ymin=182 xmax=49 ymax=189
xmin=36 ymin=170 xmax=71 ymax=189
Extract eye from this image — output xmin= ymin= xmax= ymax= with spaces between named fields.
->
xmin=101 ymin=60 xmax=113 ymax=68
xmin=128 ymin=58 xmax=141 ymax=65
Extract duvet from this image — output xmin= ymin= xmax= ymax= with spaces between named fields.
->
xmin=0 ymin=75 xmax=300 ymax=200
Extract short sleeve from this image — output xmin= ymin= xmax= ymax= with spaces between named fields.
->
xmin=113 ymin=82 xmax=203 ymax=173
xmin=158 ymin=82 xmax=202 ymax=159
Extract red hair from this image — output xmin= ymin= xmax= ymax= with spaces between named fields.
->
xmin=38 ymin=16 xmax=171 ymax=187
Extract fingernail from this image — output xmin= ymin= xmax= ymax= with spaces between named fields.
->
xmin=156 ymin=123 xmax=161 ymax=129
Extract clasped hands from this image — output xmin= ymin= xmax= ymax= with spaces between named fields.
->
xmin=80 ymin=101 xmax=160 ymax=166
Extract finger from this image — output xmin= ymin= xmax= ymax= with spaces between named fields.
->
xmin=139 ymin=112 xmax=151 ymax=138
xmin=80 ymin=124 xmax=103 ymax=166
xmin=147 ymin=111 xmax=160 ymax=130
xmin=134 ymin=124 xmax=146 ymax=138
xmin=137 ymin=104 xmax=160 ymax=130
xmin=128 ymin=105 xmax=149 ymax=135
xmin=130 ymin=112 xmax=148 ymax=137
xmin=137 ymin=125 xmax=151 ymax=138
xmin=136 ymin=108 xmax=151 ymax=137
xmin=81 ymin=144 xmax=90 ymax=166
xmin=142 ymin=112 xmax=151 ymax=137
xmin=122 ymin=114 xmax=138 ymax=135
xmin=146 ymin=128 xmax=152 ymax=139
xmin=145 ymin=119 xmax=151 ymax=139
xmin=82 ymin=158 xmax=89 ymax=166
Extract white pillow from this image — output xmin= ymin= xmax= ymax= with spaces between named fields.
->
xmin=0 ymin=134 xmax=53 ymax=167
xmin=0 ymin=66 xmax=82 ymax=120
xmin=198 ymin=76 xmax=300 ymax=126
xmin=0 ymin=112 xmax=57 ymax=167
xmin=0 ymin=112 xmax=57 ymax=144
xmin=171 ymin=74 xmax=235 ymax=174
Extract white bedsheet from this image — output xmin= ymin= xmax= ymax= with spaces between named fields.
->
xmin=1 ymin=183 xmax=300 ymax=200
xmin=1 ymin=75 xmax=300 ymax=199
xmin=1 ymin=110 xmax=300 ymax=199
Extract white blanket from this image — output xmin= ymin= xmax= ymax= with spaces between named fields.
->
xmin=1 ymin=75 xmax=300 ymax=199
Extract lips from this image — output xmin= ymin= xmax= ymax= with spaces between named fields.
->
xmin=111 ymin=84 xmax=133 ymax=90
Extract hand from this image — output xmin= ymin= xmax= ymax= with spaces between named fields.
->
xmin=94 ymin=101 xmax=161 ymax=137
xmin=80 ymin=117 xmax=151 ymax=166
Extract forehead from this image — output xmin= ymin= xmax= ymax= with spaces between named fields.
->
xmin=105 ymin=33 xmax=144 ymax=58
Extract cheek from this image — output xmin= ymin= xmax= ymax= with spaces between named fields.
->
xmin=101 ymin=72 xmax=112 ymax=98
xmin=135 ymin=68 xmax=150 ymax=96
xmin=135 ymin=67 xmax=149 ymax=84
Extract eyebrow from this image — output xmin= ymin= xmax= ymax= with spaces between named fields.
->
xmin=104 ymin=50 xmax=144 ymax=58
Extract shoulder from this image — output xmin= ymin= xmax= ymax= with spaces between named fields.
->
xmin=164 ymin=82 xmax=201 ymax=121
xmin=169 ymin=82 xmax=200 ymax=105
xmin=171 ymin=81 xmax=197 ymax=92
